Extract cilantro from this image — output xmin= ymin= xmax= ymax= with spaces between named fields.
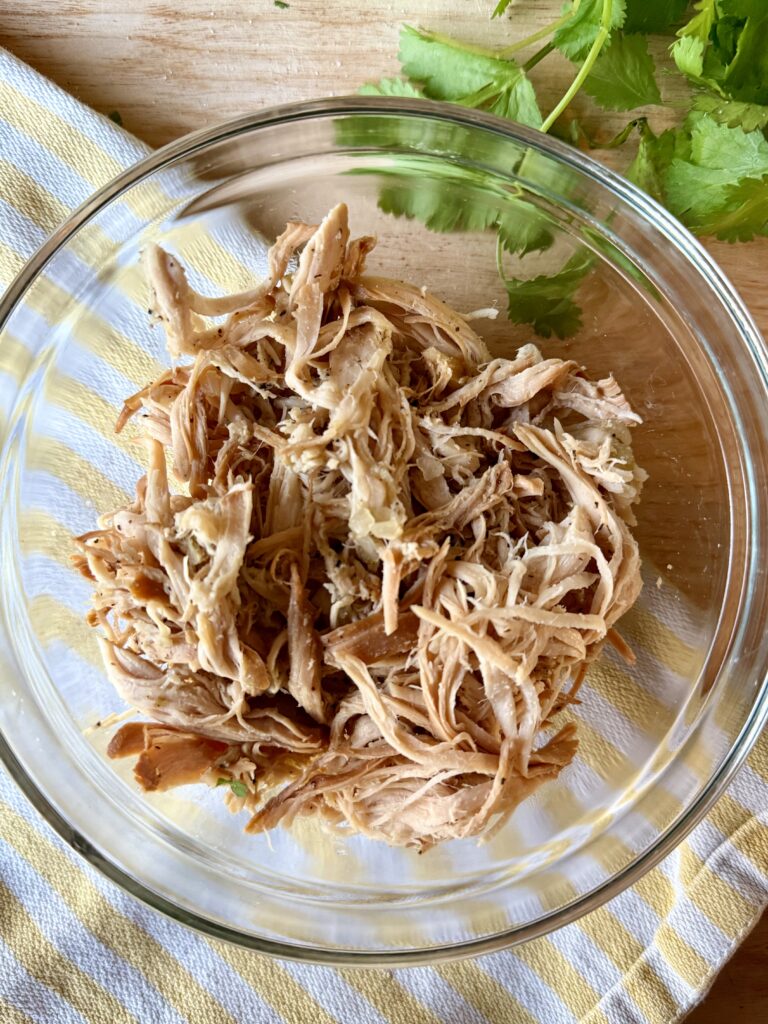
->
xmin=553 ymin=0 xmax=626 ymax=63
xmin=625 ymin=123 xmax=681 ymax=203
xmin=674 ymin=0 xmax=768 ymax=105
xmin=676 ymin=0 xmax=717 ymax=46
xmin=623 ymin=0 xmax=688 ymax=34
xmin=274 ymin=0 xmax=290 ymax=7
xmin=352 ymin=0 xmax=768 ymax=339
xmin=497 ymin=204 xmax=555 ymax=258
xmin=398 ymin=25 xmax=542 ymax=127
xmin=372 ymin=160 xmax=553 ymax=256
xmin=626 ymin=112 xmax=768 ymax=234
xmin=671 ymin=36 xmax=707 ymax=82
xmin=216 ymin=777 xmax=248 ymax=797
xmin=503 ymin=251 xmax=593 ymax=339
xmin=377 ymin=176 xmax=499 ymax=235
xmin=555 ymin=115 xmax=644 ymax=150
xmin=583 ymin=33 xmax=662 ymax=110
xmin=719 ymin=0 xmax=765 ymax=11
xmin=717 ymin=13 xmax=768 ymax=106
xmin=359 ymin=77 xmax=424 ymax=98
xmin=664 ymin=113 xmax=768 ymax=223
xmin=692 ymin=93 xmax=768 ymax=132
xmin=695 ymin=173 xmax=768 ymax=240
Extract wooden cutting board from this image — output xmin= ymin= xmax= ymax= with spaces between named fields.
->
xmin=1 ymin=1 xmax=766 ymax=1018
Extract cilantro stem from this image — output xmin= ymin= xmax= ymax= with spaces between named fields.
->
xmin=540 ymin=0 xmax=613 ymax=133
xmin=495 ymin=232 xmax=506 ymax=281
xmin=410 ymin=26 xmax=509 ymax=63
xmin=497 ymin=2 xmax=581 ymax=58
xmin=524 ymin=41 xmax=555 ymax=73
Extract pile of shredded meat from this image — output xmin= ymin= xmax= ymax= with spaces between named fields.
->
xmin=73 ymin=204 xmax=645 ymax=850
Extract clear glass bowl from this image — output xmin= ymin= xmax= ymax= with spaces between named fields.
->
xmin=1 ymin=98 xmax=768 ymax=964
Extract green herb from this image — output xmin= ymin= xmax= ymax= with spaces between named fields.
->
xmin=492 ymin=0 xmax=513 ymax=17
xmin=674 ymin=0 xmax=768 ymax=104
xmin=359 ymin=77 xmax=424 ymax=98
xmin=694 ymin=173 xmax=768 ymax=240
xmin=552 ymin=0 xmax=626 ymax=63
xmin=582 ymin=33 xmax=662 ymax=110
xmin=503 ymin=251 xmax=593 ymax=339
xmin=397 ymin=25 xmax=542 ymax=127
xmin=274 ymin=1 xmax=290 ymax=8
xmin=664 ymin=113 xmax=768 ymax=228
xmin=107 ymin=110 xmax=123 ymax=126
xmin=370 ymin=162 xmax=553 ymax=254
xmin=692 ymin=93 xmax=768 ymax=132
xmin=623 ymin=0 xmax=688 ymax=34
xmin=625 ymin=123 xmax=681 ymax=203
xmin=676 ymin=0 xmax=717 ymax=47
xmin=355 ymin=0 xmax=768 ymax=338
xmin=378 ymin=176 xmax=498 ymax=235
xmin=497 ymin=203 xmax=555 ymax=257
xmin=671 ymin=36 xmax=708 ymax=83
xmin=216 ymin=777 xmax=248 ymax=797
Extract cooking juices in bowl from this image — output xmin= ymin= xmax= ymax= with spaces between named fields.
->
xmin=0 ymin=99 xmax=767 ymax=961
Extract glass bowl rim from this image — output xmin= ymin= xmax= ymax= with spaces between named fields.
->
xmin=1 ymin=95 xmax=767 ymax=965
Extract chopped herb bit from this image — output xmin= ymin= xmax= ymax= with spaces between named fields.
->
xmin=108 ymin=110 xmax=123 ymax=126
xmin=274 ymin=1 xmax=290 ymax=7
xmin=216 ymin=777 xmax=248 ymax=797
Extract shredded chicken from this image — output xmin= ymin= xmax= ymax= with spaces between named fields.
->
xmin=74 ymin=205 xmax=646 ymax=850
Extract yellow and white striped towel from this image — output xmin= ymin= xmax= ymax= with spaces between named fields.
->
xmin=1 ymin=45 xmax=767 ymax=1024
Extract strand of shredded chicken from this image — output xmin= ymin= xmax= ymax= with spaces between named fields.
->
xmin=74 ymin=204 xmax=646 ymax=850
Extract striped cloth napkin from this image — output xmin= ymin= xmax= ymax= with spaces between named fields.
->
xmin=1 ymin=44 xmax=767 ymax=1024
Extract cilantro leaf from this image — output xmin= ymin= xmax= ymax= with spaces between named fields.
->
xmin=718 ymin=0 xmax=765 ymax=16
xmin=623 ymin=0 xmax=688 ymax=34
xmin=686 ymin=111 xmax=768 ymax=175
xmin=216 ymin=777 xmax=248 ymax=797
xmin=378 ymin=178 xmax=499 ymax=235
xmin=625 ymin=124 xmax=681 ymax=203
xmin=373 ymin=159 xmax=554 ymax=256
xmin=497 ymin=204 xmax=555 ymax=257
xmin=553 ymin=0 xmax=626 ymax=64
xmin=359 ymin=77 xmax=424 ymax=98
xmin=583 ymin=33 xmax=661 ymax=111
xmin=504 ymin=250 xmax=593 ymax=339
xmin=671 ymin=36 xmax=707 ymax=82
xmin=676 ymin=0 xmax=717 ymax=45
xmin=718 ymin=13 xmax=768 ymax=106
xmin=707 ymin=15 xmax=742 ymax=77
xmin=664 ymin=113 xmax=768 ymax=226
xmin=673 ymin=0 xmax=768 ymax=106
xmin=398 ymin=25 xmax=542 ymax=128
xmin=695 ymin=173 xmax=768 ymax=241
xmin=692 ymin=92 xmax=768 ymax=132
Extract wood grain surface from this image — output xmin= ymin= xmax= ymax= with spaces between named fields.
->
xmin=0 ymin=2 xmax=765 ymax=1018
